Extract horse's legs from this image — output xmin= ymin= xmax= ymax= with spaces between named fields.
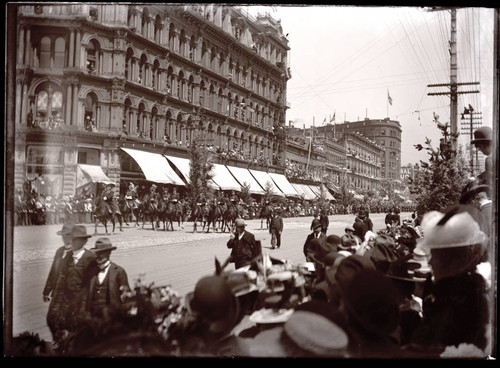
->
xmin=94 ymin=218 xmax=99 ymax=235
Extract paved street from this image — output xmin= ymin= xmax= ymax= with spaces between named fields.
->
xmin=10 ymin=212 xmax=409 ymax=342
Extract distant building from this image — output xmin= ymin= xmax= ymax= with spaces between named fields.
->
xmin=314 ymin=118 xmax=402 ymax=181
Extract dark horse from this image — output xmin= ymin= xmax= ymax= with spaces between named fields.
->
xmin=157 ymin=198 xmax=178 ymax=231
xmin=93 ymin=197 xmax=123 ymax=235
xmin=139 ymin=193 xmax=159 ymax=230
xmin=203 ymin=201 xmax=223 ymax=233
xmin=259 ymin=203 xmax=274 ymax=230
xmin=222 ymin=202 xmax=240 ymax=233
xmin=191 ymin=203 xmax=205 ymax=233
xmin=119 ymin=194 xmax=139 ymax=226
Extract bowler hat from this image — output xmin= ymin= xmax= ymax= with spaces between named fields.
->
xmin=89 ymin=238 xmax=117 ymax=253
xmin=57 ymin=222 xmax=75 ymax=236
xmin=188 ymin=275 xmax=241 ymax=335
xmin=459 ymin=178 xmax=490 ymax=204
xmin=339 ymin=234 xmax=359 ymax=249
xmin=67 ymin=225 xmax=92 ymax=239
xmin=471 ymin=126 xmax=492 ymax=144
xmin=311 ymin=219 xmax=322 ymax=230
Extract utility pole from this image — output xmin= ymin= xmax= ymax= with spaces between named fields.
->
xmin=426 ymin=7 xmax=480 ymax=151
xmin=460 ymin=105 xmax=482 ymax=175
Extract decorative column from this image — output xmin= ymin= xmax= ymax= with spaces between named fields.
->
xmin=72 ymin=82 xmax=79 ymax=127
xmin=68 ymin=28 xmax=75 ymax=67
xmin=75 ymin=29 xmax=81 ymax=69
xmin=18 ymin=25 xmax=25 ymax=65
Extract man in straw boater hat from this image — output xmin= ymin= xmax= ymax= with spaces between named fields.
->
xmin=86 ymin=238 xmax=130 ymax=318
xmin=44 ymin=222 xmax=75 ymax=340
xmin=406 ymin=204 xmax=491 ymax=358
xmin=49 ymin=225 xmax=97 ymax=344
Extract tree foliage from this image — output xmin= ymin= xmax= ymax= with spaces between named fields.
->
xmin=410 ymin=118 xmax=470 ymax=215
xmin=186 ymin=142 xmax=214 ymax=209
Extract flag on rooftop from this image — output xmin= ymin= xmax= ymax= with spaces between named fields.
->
xmin=387 ymin=90 xmax=393 ymax=106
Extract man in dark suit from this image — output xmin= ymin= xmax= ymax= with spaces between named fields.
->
xmin=44 ymin=222 xmax=75 ymax=340
xmin=303 ymin=219 xmax=326 ymax=262
xmin=269 ymin=209 xmax=284 ymax=249
xmin=319 ymin=209 xmax=329 ymax=235
xmin=226 ymin=218 xmax=260 ymax=270
xmin=87 ymin=238 xmax=130 ymax=317
xmin=49 ymin=225 xmax=97 ymax=341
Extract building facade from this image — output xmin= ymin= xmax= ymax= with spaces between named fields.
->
xmin=315 ymin=118 xmax=402 ymax=181
xmin=14 ymin=3 xmax=290 ymax=196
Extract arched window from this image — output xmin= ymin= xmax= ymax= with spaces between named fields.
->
xmin=201 ymin=42 xmax=208 ymax=67
xmin=152 ymin=59 xmax=160 ymax=89
xmin=164 ymin=110 xmax=172 ymax=142
xmin=33 ymin=83 xmax=64 ymax=129
xmin=139 ymin=54 xmax=147 ymax=84
xmin=84 ymin=92 xmax=98 ymax=131
xmin=150 ymin=107 xmax=158 ymax=140
xmin=210 ymin=47 xmax=217 ymax=70
xmin=178 ymin=71 xmax=185 ymax=99
xmin=39 ymin=36 xmax=51 ymax=68
xmin=87 ymin=39 xmax=100 ymax=75
xmin=125 ymin=48 xmax=134 ymax=80
xmin=137 ymin=103 xmax=145 ymax=135
xmin=54 ymin=37 xmax=65 ymax=68
xmin=141 ymin=8 xmax=149 ymax=38
xmin=209 ymin=84 xmax=216 ymax=110
xmin=168 ymin=23 xmax=176 ymax=50
xmin=233 ymin=95 xmax=239 ymax=120
xmin=217 ymin=88 xmax=224 ymax=114
xmin=154 ymin=15 xmax=162 ymax=44
xmin=199 ymin=80 xmax=206 ymax=107
xmin=189 ymin=36 xmax=196 ymax=61
xmin=188 ymin=75 xmax=194 ymax=103
xmin=123 ymin=98 xmax=132 ymax=133
xmin=179 ymin=30 xmax=187 ymax=57
xmin=166 ymin=66 xmax=174 ymax=94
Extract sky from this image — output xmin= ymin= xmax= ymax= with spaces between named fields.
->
xmin=246 ymin=5 xmax=495 ymax=165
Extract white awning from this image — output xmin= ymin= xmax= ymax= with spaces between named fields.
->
xmin=309 ymin=184 xmax=336 ymax=201
xmin=76 ymin=164 xmax=114 ymax=188
xmin=164 ymin=155 xmax=219 ymax=190
xmin=211 ymin=164 xmax=242 ymax=191
xmin=291 ymin=183 xmax=317 ymax=201
xmin=121 ymin=148 xmax=185 ymax=186
xmin=249 ymin=169 xmax=285 ymax=197
xmin=225 ymin=166 xmax=266 ymax=195
xmin=268 ymin=173 xmax=301 ymax=198
xmin=308 ymin=185 xmax=322 ymax=197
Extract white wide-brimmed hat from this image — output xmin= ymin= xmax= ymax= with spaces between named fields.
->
xmin=419 ymin=208 xmax=487 ymax=250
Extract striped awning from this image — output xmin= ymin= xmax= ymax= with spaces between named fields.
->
xmin=121 ymin=148 xmax=185 ymax=186
xmin=225 ymin=166 xmax=266 ymax=195
xmin=164 ymin=155 xmax=219 ymax=190
xmin=268 ymin=173 xmax=301 ymax=198
xmin=76 ymin=164 xmax=114 ymax=188
xmin=249 ymin=169 xmax=285 ymax=197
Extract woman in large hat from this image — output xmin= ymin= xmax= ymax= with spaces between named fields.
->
xmin=406 ymin=204 xmax=490 ymax=357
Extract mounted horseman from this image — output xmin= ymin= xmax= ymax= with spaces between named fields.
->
xmin=123 ymin=182 xmax=139 ymax=226
xmin=102 ymin=183 xmax=123 ymax=231
xmin=140 ymin=184 xmax=160 ymax=230
xmin=259 ymin=199 xmax=274 ymax=230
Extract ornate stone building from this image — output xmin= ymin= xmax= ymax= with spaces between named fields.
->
xmin=14 ymin=3 xmax=290 ymax=196
xmin=314 ymin=118 xmax=402 ymax=181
